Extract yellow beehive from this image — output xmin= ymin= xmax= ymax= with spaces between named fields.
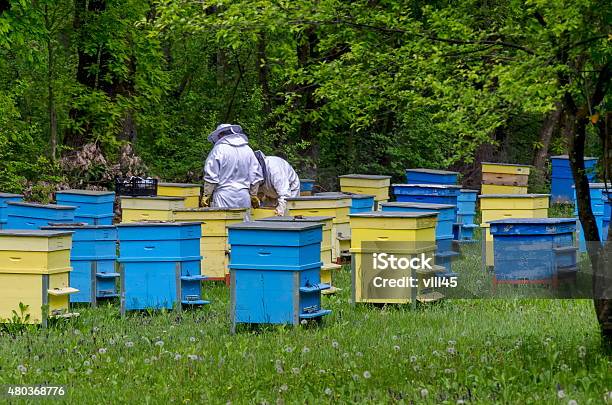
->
xmin=339 ymin=174 xmax=391 ymax=202
xmin=120 ymin=196 xmax=185 ymax=223
xmin=172 ymin=208 xmax=246 ymax=280
xmin=251 ymin=207 xmax=277 ymax=220
xmin=349 ymin=212 xmax=442 ymax=304
xmin=157 ymin=183 xmax=202 ymax=208
xmin=321 ymin=263 xmax=342 ymax=295
xmin=481 ymin=162 xmax=531 ymax=175
xmin=479 ymin=194 xmax=550 ymax=267
xmin=481 ymin=184 xmax=528 ymax=194
xmin=482 ymin=172 xmax=529 ymax=186
xmin=0 ymin=230 xmax=78 ymax=324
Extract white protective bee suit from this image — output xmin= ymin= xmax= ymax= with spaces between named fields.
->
xmin=254 ymin=151 xmax=300 ymax=216
xmin=203 ymin=124 xmax=263 ymax=216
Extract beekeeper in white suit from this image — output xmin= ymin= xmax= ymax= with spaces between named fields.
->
xmin=254 ymin=150 xmax=300 ymax=216
xmin=203 ymin=124 xmax=263 ymax=216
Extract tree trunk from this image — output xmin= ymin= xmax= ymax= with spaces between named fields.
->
xmin=45 ymin=5 xmax=58 ymax=160
xmin=533 ymin=102 xmax=562 ymax=171
xmin=257 ymin=31 xmax=272 ymax=115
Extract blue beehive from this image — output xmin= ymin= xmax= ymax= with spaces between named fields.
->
xmin=572 ymin=183 xmax=609 ymax=251
xmin=117 ymin=222 xmax=208 ymax=313
xmin=380 ymin=202 xmax=458 ymax=277
xmin=455 ymin=189 xmax=479 ymax=241
xmin=300 ymin=179 xmax=315 ymax=193
xmin=602 ymin=193 xmax=611 ymax=240
xmin=56 ymin=190 xmax=115 ymax=225
xmin=315 ymin=192 xmax=374 ymax=214
xmin=405 ymin=168 xmax=459 ymax=185
xmin=227 ymin=221 xmax=331 ymax=330
xmin=489 ymin=218 xmax=577 ymax=287
xmin=551 ymin=155 xmax=597 ymax=203
xmin=0 ymin=193 xmax=23 ymax=230
xmin=42 ymin=223 xmax=118 ymax=304
xmin=6 ymin=202 xmax=76 ymax=230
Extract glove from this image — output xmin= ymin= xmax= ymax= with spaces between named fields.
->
xmin=275 ymin=207 xmax=284 ymax=216
xmin=250 ymin=195 xmax=261 ymax=209
xmin=201 ymin=195 xmax=212 ymax=207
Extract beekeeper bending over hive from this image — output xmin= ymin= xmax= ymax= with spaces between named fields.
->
xmin=254 ymin=150 xmax=300 ymax=216
xmin=203 ymin=124 xmax=263 ymax=213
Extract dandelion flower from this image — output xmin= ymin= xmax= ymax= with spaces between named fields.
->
xmin=567 ymin=400 xmax=578 ymax=405
xmin=125 ymin=341 xmax=134 ymax=348
xmin=83 ymin=360 xmax=91 ymax=367
xmin=109 ymin=338 xmax=116 ymax=346
xmin=352 ymin=374 xmax=359 ymax=381
xmin=98 ymin=348 xmax=107 ymax=355
xmin=17 ymin=364 xmax=27 ymax=374
xmin=392 ymin=335 xmax=398 ymax=340
xmin=188 ymin=354 xmax=199 ymax=361
xmin=175 ymin=354 xmax=182 ymax=360
xmin=118 ymin=357 xmax=125 ymax=363
xmin=577 ymin=346 xmax=586 ymax=358
xmin=356 ymin=352 xmax=363 ymax=357
xmin=448 ymin=340 xmax=456 ymax=346
xmin=85 ymin=368 xmax=92 ymax=375
xmin=457 ymin=400 xmax=466 ymax=404
xmin=279 ymin=384 xmax=288 ymax=392
xmin=363 ymin=371 xmax=371 ymax=379
xmin=33 ymin=355 xmax=39 ymax=361
xmin=291 ymin=368 xmax=300 ymax=375
xmin=155 ymin=340 xmax=164 ymax=347
xmin=324 ymin=388 xmax=332 ymax=396
xmin=432 ymin=350 xmax=440 ymax=356
xmin=393 ymin=345 xmax=400 ymax=352
xmin=420 ymin=388 xmax=428 ymax=398
xmin=144 ymin=358 xmax=151 ymax=365
xmin=302 ymin=347 xmax=310 ymax=354
xmin=92 ymin=327 xmax=100 ymax=333
xmin=332 ymin=340 xmax=339 ymax=349
xmin=447 ymin=347 xmax=456 ymax=355
xmin=410 ymin=355 xmax=417 ymax=362
xmin=189 ymin=337 xmax=196 ymax=343
xmin=275 ymin=366 xmax=283 ymax=374
xmin=558 ymin=390 xmax=566 ymax=399
xmin=485 ymin=340 xmax=492 ymax=346
xmin=319 ymin=369 xmax=326 ymax=374
xmin=300 ymin=319 xmax=307 ymax=326
xmin=343 ymin=352 xmax=349 ymax=358
xmin=284 ymin=347 xmax=293 ymax=353
xmin=444 ymin=368 xmax=454 ymax=374
xmin=68 ymin=367 xmax=75 ymax=374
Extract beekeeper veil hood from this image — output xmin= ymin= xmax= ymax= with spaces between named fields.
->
xmin=208 ymin=124 xmax=245 ymax=144
xmin=254 ymin=150 xmax=268 ymax=181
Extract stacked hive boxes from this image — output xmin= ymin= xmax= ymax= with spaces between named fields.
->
xmin=258 ymin=216 xmax=342 ymax=294
xmin=551 ymin=155 xmax=598 ymax=203
xmin=6 ymin=202 xmax=76 ymax=230
xmin=227 ymin=221 xmax=331 ymax=330
xmin=42 ymin=224 xmax=118 ymax=304
xmin=172 ymin=208 xmax=247 ymax=282
xmin=489 ymin=218 xmax=577 ymax=288
xmin=380 ymin=202 xmax=458 ymax=278
xmin=405 ymin=168 xmax=458 ymax=185
xmin=339 ymin=174 xmax=391 ymax=209
xmin=479 ymin=194 xmax=550 ymax=269
xmin=350 ymin=211 xmax=444 ymax=304
xmin=0 ymin=193 xmax=23 ymax=229
xmin=300 ymin=179 xmax=316 ymax=196
xmin=0 ymin=230 xmax=79 ymax=325
xmin=157 ymin=183 xmax=201 ymax=208
xmin=120 ymin=196 xmax=185 ymax=223
xmin=117 ymin=222 xmax=208 ymax=313
xmin=573 ymin=183 xmax=609 ymax=251
xmin=481 ymin=162 xmax=530 ymax=194
xmin=56 ymin=190 xmax=115 ymax=225
xmin=286 ymin=195 xmax=351 ymax=261
xmin=456 ymin=190 xmax=479 ymax=241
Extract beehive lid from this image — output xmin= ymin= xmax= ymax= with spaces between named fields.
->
xmin=460 ymin=189 xmax=479 ymax=193
xmin=405 ymin=168 xmax=458 ymax=175
xmin=120 ymin=196 xmax=184 ymax=200
xmin=481 ymin=162 xmax=532 ymax=167
xmin=173 ymin=207 xmax=246 ymax=212
xmin=380 ymin=202 xmax=455 ymax=210
xmin=339 ymin=174 xmax=392 ymax=180
xmin=300 ymin=179 xmax=315 ymax=182
xmin=258 ymin=215 xmax=334 ymax=222
xmin=286 ymin=195 xmax=350 ymax=201
xmin=550 ymin=155 xmax=597 ymax=160
xmin=315 ymin=192 xmax=374 ymax=199
xmin=478 ymin=194 xmax=549 ymax=199
xmin=43 ymin=223 xmax=115 ymax=230
xmin=392 ymin=183 xmax=461 ymax=189
xmin=0 ymin=229 xmax=73 ymax=237
xmin=571 ymin=183 xmax=611 ymax=189
xmin=117 ymin=221 xmax=200 ymax=227
xmin=57 ymin=189 xmax=115 ymax=196
xmin=158 ymin=182 xmax=201 ymax=188
xmin=488 ymin=218 xmax=576 ymax=225
xmin=349 ymin=211 xmax=437 ymax=219
xmin=7 ymin=202 xmax=76 ymax=210
xmin=0 ymin=192 xmax=24 ymax=198
xmin=227 ymin=221 xmax=322 ymax=231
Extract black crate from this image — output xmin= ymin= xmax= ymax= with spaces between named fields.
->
xmin=114 ymin=177 xmax=158 ymax=197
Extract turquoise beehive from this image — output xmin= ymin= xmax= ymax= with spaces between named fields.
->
xmin=405 ymin=168 xmax=459 ymax=185
xmin=6 ymin=202 xmax=76 ymax=230
xmin=227 ymin=221 xmax=331 ymax=331
xmin=55 ymin=190 xmax=115 ymax=225
xmin=0 ymin=193 xmax=23 ymax=230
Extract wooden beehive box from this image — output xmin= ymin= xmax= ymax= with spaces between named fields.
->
xmin=157 ymin=183 xmax=202 ymax=208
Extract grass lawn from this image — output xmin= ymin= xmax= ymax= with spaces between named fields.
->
xmin=0 ymin=263 xmax=610 ymax=404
